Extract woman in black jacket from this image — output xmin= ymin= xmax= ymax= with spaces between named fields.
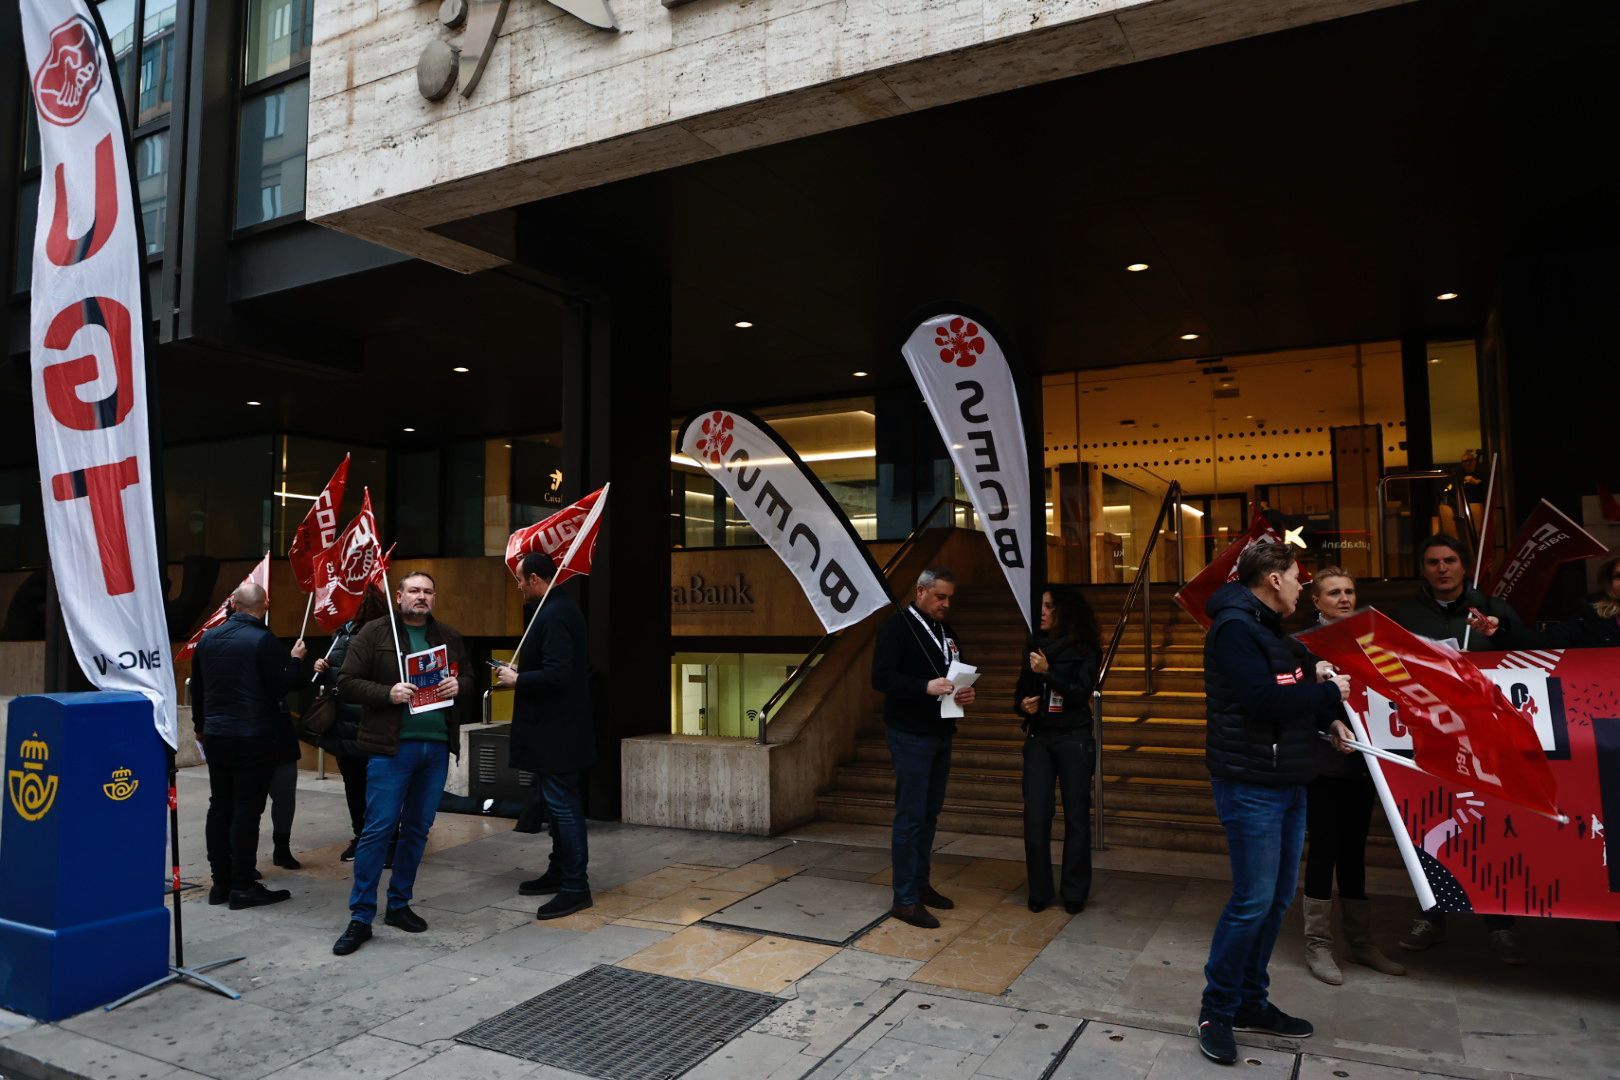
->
xmin=1016 ymin=586 xmax=1100 ymax=914
xmin=1543 ymin=552 xmax=1620 ymax=648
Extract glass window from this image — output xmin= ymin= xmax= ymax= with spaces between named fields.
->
xmin=165 ymin=438 xmax=276 ymax=559
xmin=0 ymin=466 xmax=49 ymax=570
xmin=22 ymin=104 xmax=40 ymax=171
xmin=243 ymin=0 xmax=313 ymax=83
xmin=97 ymin=0 xmax=139 ymax=122
xmin=668 ymin=652 xmax=809 ymax=739
xmin=135 ymin=130 xmax=167 ymax=255
xmin=235 ymin=80 xmax=308 ymax=227
xmin=395 ymin=450 xmax=441 ymax=558
xmin=444 ymin=440 xmax=485 ymax=556
xmin=271 ymin=437 xmax=387 ymax=555
xmin=12 ymin=177 xmax=38 ymax=294
xmin=136 ymin=0 xmax=177 ymax=126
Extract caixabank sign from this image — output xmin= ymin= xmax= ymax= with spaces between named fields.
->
xmin=417 ymin=0 xmax=617 ymax=101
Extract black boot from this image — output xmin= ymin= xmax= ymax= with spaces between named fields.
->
xmin=229 ymin=882 xmax=291 ymax=910
xmin=536 ymin=890 xmax=593 ymax=920
xmin=272 ymin=833 xmax=301 ymax=870
xmin=340 ymin=837 xmax=358 ymax=862
xmin=519 ymin=868 xmax=564 ymax=896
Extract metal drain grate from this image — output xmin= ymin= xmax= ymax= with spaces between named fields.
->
xmin=456 ymin=964 xmax=785 ymax=1079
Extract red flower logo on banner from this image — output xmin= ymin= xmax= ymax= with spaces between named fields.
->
xmin=935 ymin=318 xmax=986 ymax=368
xmin=33 ymin=17 xmax=104 ymax=127
xmin=695 ymin=411 xmax=735 ymax=465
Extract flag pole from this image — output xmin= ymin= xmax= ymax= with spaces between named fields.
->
xmin=380 ymin=568 xmax=407 ymax=685
xmin=511 ymin=484 xmax=608 ymax=660
xmin=297 ymin=593 xmax=314 ymax=642
xmin=1462 ymin=453 xmax=1499 ymax=651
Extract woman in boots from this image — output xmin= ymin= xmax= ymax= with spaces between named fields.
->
xmin=1299 ymin=568 xmax=1405 ymax=984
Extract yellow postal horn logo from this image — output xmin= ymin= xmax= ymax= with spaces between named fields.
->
xmin=7 ymin=732 xmax=59 ymax=822
xmin=104 ymin=766 xmax=138 ymax=802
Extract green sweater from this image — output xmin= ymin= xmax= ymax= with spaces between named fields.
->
xmin=398 ymin=623 xmax=448 ymax=743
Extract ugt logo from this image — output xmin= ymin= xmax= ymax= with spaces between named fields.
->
xmin=7 ymin=733 xmax=59 ymax=822
xmin=33 ymin=16 xmax=104 ymax=127
xmin=418 ymin=0 xmax=617 ymax=102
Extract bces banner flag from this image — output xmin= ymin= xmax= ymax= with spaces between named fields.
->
xmin=1173 ymin=511 xmax=1293 ymax=629
xmin=288 ymin=455 xmax=350 ymax=591
xmin=177 ymin=554 xmax=271 ymax=661
xmin=900 ymin=312 xmax=1035 ymax=631
xmin=22 ymin=0 xmax=176 ymax=747
xmin=312 ymin=490 xmax=387 ymax=632
xmin=1488 ymin=499 xmax=1607 ymax=622
xmin=678 ymin=410 xmax=889 ymax=634
xmin=505 ymin=486 xmax=606 ymax=580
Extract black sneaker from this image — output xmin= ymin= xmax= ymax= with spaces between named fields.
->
xmin=207 ymin=883 xmax=230 ymax=906
xmin=919 ymin=885 xmax=955 ymax=910
xmin=1197 ymin=1017 xmax=1237 ymax=1065
xmin=228 ymin=882 xmax=291 ymax=910
xmin=332 ymin=920 xmax=372 ymax=956
xmin=536 ymin=890 xmax=593 ymax=921
xmin=340 ymin=838 xmax=358 ymax=862
xmin=1234 ymin=1001 xmax=1313 ymax=1038
xmin=384 ymin=906 xmax=429 ymax=933
xmin=519 ymin=869 xmax=563 ymax=896
xmin=888 ymin=903 xmax=941 ymax=930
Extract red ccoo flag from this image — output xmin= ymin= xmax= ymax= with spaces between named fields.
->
xmin=289 ymin=455 xmax=351 ymax=591
xmin=178 ymin=553 xmax=271 ymax=660
xmin=505 ymin=486 xmax=607 ymax=579
xmin=1174 ymin=510 xmax=1302 ymax=629
xmin=311 ymin=490 xmax=386 ymax=632
xmin=1490 ymin=499 xmax=1608 ymax=622
xmin=1301 ymin=608 xmax=1561 ymax=821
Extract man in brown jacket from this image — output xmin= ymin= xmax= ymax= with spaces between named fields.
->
xmin=330 ymin=571 xmax=470 ymax=956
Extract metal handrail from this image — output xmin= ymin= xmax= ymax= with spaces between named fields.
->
xmin=1375 ymin=468 xmax=1458 ymax=577
xmin=1091 ymin=480 xmax=1185 ymax=851
xmin=754 ymin=497 xmax=977 ymax=745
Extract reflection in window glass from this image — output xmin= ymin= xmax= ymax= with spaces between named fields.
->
xmin=396 ymin=450 xmax=441 ymax=558
xmin=135 ymin=131 xmax=167 ymax=255
xmin=136 ymin=0 xmax=177 ymax=126
xmin=0 ymin=466 xmax=49 ymax=570
xmin=445 ymin=440 xmax=485 ymax=556
xmin=165 ymin=438 xmax=276 ymax=559
xmin=235 ymin=80 xmax=308 ymax=227
xmin=12 ymin=177 xmax=38 ymax=293
xmin=669 ymin=652 xmax=807 ymax=739
xmin=271 ymin=437 xmax=387 ymax=555
xmin=243 ymin=0 xmax=313 ymax=83
xmin=97 ymin=0 xmax=138 ymax=123
xmin=23 ymin=103 xmax=40 ymax=171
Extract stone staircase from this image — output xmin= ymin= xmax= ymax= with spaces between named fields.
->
xmin=816 ymin=578 xmax=1413 ymax=862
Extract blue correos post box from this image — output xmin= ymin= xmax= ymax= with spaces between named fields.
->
xmin=0 ymin=693 xmax=169 ymax=1019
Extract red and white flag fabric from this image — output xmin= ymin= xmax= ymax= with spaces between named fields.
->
xmin=1174 ymin=511 xmax=1292 ymax=629
xmin=504 ymin=486 xmax=606 ymax=580
xmin=311 ymin=490 xmax=387 ymax=632
xmin=549 ymin=483 xmax=608 ymax=588
xmin=177 ymin=554 xmax=270 ymax=661
xmin=1488 ymin=500 xmax=1608 ymax=621
xmin=22 ymin=0 xmax=177 ymax=746
xmin=288 ymin=454 xmax=350 ymax=590
xmin=1300 ymin=608 xmax=1561 ymax=821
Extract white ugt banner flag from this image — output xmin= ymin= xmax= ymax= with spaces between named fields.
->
xmin=901 ymin=312 xmax=1035 ymax=630
xmin=22 ymin=0 xmax=177 ymax=747
xmin=678 ymin=409 xmax=891 ymax=634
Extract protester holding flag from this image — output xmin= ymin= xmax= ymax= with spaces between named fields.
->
xmin=310 ymin=587 xmax=390 ymax=862
xmin=1014 ymin=586 xmax=1099 ymax=916
xmin=1542 ymin=551 xmax=1620 ymax=648
xmin=331 ymin=571 xmax=470 ymax=957
xmin=496 ymin=552 xmax=595 ymax=920
xmin=1296 ymin=569 xmax=1405 ymax=986
xmin=1196 ymin=542 xmax=1351 ymax=1066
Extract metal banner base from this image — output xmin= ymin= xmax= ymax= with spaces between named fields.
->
xmin=104 ymin=956 xmax=245 ymax=1010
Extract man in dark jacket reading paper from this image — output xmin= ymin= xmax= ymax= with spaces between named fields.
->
xmin=871 ymin=567 xmax=976 ymax=930
xmin=1195 ymin=542 xmax=1351 ymax=1066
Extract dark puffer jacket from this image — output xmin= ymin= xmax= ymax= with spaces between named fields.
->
xmin=1204 ymin=582 xmax=1340 ymax=785
xmin=1013 ymin=631 xmax=1099 ymax=734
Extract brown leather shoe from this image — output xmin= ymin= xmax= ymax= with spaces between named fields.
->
xmin=889 ymin=903 xmax=941 ymax=929
xmin=919 ymin=885 xmax=955 ymax=910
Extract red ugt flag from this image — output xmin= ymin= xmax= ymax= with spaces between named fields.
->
xmin=550 ymin=483 xmax=608 ymax=588
xmin=312 ymin=489 xmax=386 ymax=632
xmin=1174 ymin=511 xmax=1292 ymax=629
xmin=289 ymin=455 xmax=351 ymax=591
xmin=1489 ymin=499 xmax=1608 ymax=622
xmin=178 ymin=553 xmax=271 ymax=660
xmin=1300 ymin=608 xmax=1561 ymax=821
xmin=505 ymin=486 xmax=607 ymax=579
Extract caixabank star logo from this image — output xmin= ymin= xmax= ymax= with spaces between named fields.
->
xmin=7 ymin=733 xmax=59 ymax=822
xmin=417 ymin=0 xmax=616 ymax=102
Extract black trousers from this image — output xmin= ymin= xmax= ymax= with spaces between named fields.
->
xmin=1304 ymin=774 xmax=1374 ymax=900
xmin=203 ymin=734 xmax=279 ymax=891
xmin=337 ymin=751 xmax=369 ymax=837
xmin=1022 ymin=729 xmax=1094 ymax=905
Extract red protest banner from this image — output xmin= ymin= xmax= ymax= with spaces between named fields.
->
xmin=288 ymin=455 xmax=350 ymax=591
xmin=176 ymin=553 xmax=270 ymax=661
xmin=550 ymin=484 xmax=607 ymax=587
xmin=311 ymin=490 xmax=386 ymax=632
xmin=1301 ymin=608 xmax=1560 ymax=821
xmin=1489 ymin=499 xmax=1608 ymax=621
xmin=505 ymin=486 xmax=606 ymax=579
xmin=1173 ymin=511 xmax=1286 ymax=629
xmin=1350 ymin=647 xmax=1620 ymax=921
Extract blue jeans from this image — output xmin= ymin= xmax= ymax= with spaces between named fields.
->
xmin=887 ymin=727 xmax=952 ymax=906
xmin=349 ymin=740 xmax=449 ymax=923
xmin=1201 ymin=779 xmax=1307 ymax=1022
xmin=537 ymin=772 xmax=589 ymax=893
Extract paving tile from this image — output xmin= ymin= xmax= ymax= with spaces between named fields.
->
xmin=802 ymin=867 xmax=884 ymax=882
xmin=865 ymin=860 xmax=970 ymax=887
xmin=367 ymin=966 xmax=573 ymax=1046
xmin=947 ymin=859 xmax=1027 ymax=892
xmin=262 ymin=1033 xmax=437 ymax=1077
xmin=526 ymin=907 xmax=611 ymax=933
xmin=750 ymin=842 xmax=860 ymax=870
xmin=708 ymin=875 xmax=894 ymax=944
xmin=700 ymin=936 xmax=841 ymax=993
xmin=344 ymin=961 xmax=494 ymax=1022
xmin=835 ymin=1037 xmax=985 ymax=1079
xmin=929 ymin=885 xmax=1012 ymax=922
xmin=1004 ymin=939 xmax=1137 ymax=1015
xmin=390 ymin=1043 xmax=541 ymax=1079
xmin=1050 ymin=1021 xmax=1295 ymax=1079
xmin=580 ymin=888 xmax=659 ymax=919
xmin=519 ymin=923 xmax=672 ymax=976
xmin=1083 ymin=871 xmax=1188 ymax=921
xmin=614 ymin=917 xmax=682 ymax=932
xmin=954 ymin=901 xmax=1073 ymax=949
xmin=699 ymin=862 xmax=803 ymax=893
xmin=684 ymin=1030 xmax=812 ymax=1079
xmin=1455 ymin=998 xmax=1619 ymax=1077
xmin=633 ymin=886 xmax=753 ymax=927
xmin=1052 ymin=908 xmax=1164 ymax=953
xmin=909 ymin=940 xmax=1042 ymax=995
xmin=752 ymin=972 xmax=902 ymax=1058
xmin=390 ymin=903 xmax=535 ymax=951
xmin=816 ymin=848 xmax=892 ymax=875
xmin=1296 ymin=1055 xmax=1450 ymax=1080
xmin=435 ymin=923 xmax=586 ymax=976
xmin=813 ymin=949 xmax=925 ymax=983
xmin=977 ymin=1010 xmax=1083 ymax=1079
xmin=0 ymin=1025 xmax=194 ymax=1080
xmin=853 ymin=915 xmax=974 ymax=962
xmin=0 ymin=1007 xmax=36 ymax=1038
xmin=617 ymin=925 xmax=760 ymax=979
xmin=410 ymin=869 xmax=540 ymax=914
xmin=884 ymin=992 xmax=1019 ymax=1055
xmin=617 ymin=865 xmax=725 ymax=899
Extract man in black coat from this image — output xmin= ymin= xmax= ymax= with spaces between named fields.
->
xmin=1195 ymin=542 xmax=1350 ymax=1066
xmin=870 ymin=566 xmax=975 ymax=930
xmin=496 ymin=551 xmax=594 ymax=919
xmin=192 ymin=582 xmax=307 ymax=910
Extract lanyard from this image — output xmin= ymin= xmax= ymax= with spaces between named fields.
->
xmin=909 ymin=605 xmax=949 ymax=662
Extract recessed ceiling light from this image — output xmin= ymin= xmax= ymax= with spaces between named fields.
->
xmin=1429 ymin=356 xmax=1442 ymax=365
xmin=503 ymin=443 xmax=512 ymax=448
xmin=1180 ymin=333 xmax=1200 ymax=341
xmin=453 ymin=366 xmax=469 ymax=373
xmin=852 ymin=370 xmax=868 ymax=377
xmin=246 ymin=400 xmax=261 ymax=406
xmin=1126 ymin=262 xmax=1149 ymax=272
xmin=734 ymin=320 xmax=754 ymax=328
xmin=1436 ymin=292 xmax=1459 ymax=301
xmin=403 ymin=427 xmax=416 ymax=433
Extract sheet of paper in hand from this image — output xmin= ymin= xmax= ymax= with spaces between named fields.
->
xmin=940 ymin=661 xmax=980 ymax=719
xmin=405 ymin=645 xmax=455 ymax=715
